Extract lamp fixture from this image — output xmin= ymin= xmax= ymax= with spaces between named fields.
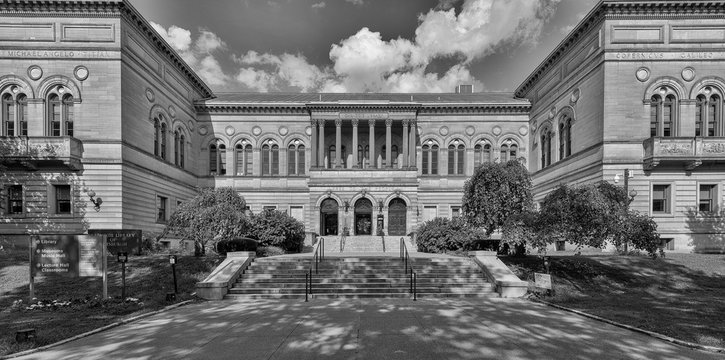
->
xmin=88 ymin=190 xmax=103 ymax=212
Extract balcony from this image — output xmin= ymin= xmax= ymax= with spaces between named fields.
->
xmin=0 ymin=136 xmax=83 ymax=171
xmin=643 ymin=137 xmax=725 ymax=171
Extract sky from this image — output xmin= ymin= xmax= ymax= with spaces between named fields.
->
xmin=127 ymin=0 xmax=599 ymax=94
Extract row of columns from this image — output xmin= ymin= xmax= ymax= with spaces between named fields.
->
xmin=310 ymin=119 xmax=417 ymax=169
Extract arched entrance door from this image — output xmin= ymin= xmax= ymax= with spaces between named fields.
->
xmin=354 ymin=198 xmax=373 ymax=235
xmin=388 ymin=198 xmax=407 ymax=236
xmin=320 ymin=198 xmax=339 ymax=236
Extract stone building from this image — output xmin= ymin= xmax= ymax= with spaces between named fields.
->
xmin=1 ymin=0 xmax=723 ymax=252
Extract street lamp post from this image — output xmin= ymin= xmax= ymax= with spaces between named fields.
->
xmin=620 ymin=169 xmax=638 ymax=252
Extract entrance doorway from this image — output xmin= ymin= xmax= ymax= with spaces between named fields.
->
xmin=354 ymin=198 xmax=373 ymax=235
xmin=388 ymin=198 xmax=407 ymax=236
xmin=320 ymin=198 xmax=339 ymax=236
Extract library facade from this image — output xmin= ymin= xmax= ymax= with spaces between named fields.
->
xmin=1 ymin=0 xmax=724 ymax=252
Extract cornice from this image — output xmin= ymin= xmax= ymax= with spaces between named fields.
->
xmin=419 ymin=104 xmax=530 ymax=115
xmin=194 ymin=102 xmax=530 ymax=115
xmin=195 ymin=104 xmax=309 ymax=115
xmin=514 ymin=0 xmax=725 ymax=98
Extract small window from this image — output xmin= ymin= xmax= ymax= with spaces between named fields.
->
xmin=263 ymin=206 xmax=277 ymax=211
xmin=55 ymin=185 xmax=71 ymax=214
xmin=422 ymin=206 xmax=437 ymax=222
xmin=652 ymin=184 xmax=671 ymax=214
xmin=450 ymin=206 xmax=461 ymax=218
xmin=157 ymin=195 xmax=167 ymax=223
xmin=699 ymin=184 xmax=717 ymax=212
xmin=7 ymin=185 xmax=23 ymax=215
xmin=663 ymin=238 xmax=675 ymax=251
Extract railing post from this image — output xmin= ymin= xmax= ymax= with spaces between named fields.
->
xmin=413 ymin=272 xmax=417 ymax=301
xmin=305 ymin=272 xmax=309 ymax=302
xmin=409 ymin=271 xmax=413 ymax=293
xmin=309 ymin=268 xmax=313 ymax=295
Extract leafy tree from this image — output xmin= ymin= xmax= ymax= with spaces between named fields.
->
xmin=462 ymin=160 xmax=533 ymax=235
xmin=416 ymin=217 xmax=488 ymax=253
xmin=165 ymin=187 xmax=247 ymax=256
xmin=244 ymin=209 xmax=305 ymax=252
xmin=501 ymin=210 xmax=546 ymax=255
xmin=622 ymin=210 xmax=663 ymax=258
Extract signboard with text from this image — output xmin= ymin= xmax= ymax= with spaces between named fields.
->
xmin=534 ymin=273 xmax=552 ymax=289
xmin=89 ymin=229 xmax=142 ymax=255
xmin=31 ymin=235 xmax=103 ymax=277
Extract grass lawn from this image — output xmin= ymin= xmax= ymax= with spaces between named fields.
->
xmin=501 ymin=253 xmax=725 ymax=348
xmin=0 ymin=237 xmax=222 ymax=357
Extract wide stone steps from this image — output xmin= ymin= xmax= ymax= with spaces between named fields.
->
xmin=224 ymin=255 xmax=495 ymax=300
xmin=318 ymin=236 xmax=415 ymax=253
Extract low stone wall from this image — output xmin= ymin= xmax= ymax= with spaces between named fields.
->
xmin=470 ymin=251 xmax=528 ymax=298
xmin=196 ymin=251 xmax=255 ymax=300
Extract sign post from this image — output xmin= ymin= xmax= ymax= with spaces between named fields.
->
xmin=30 ymin=235 xmax=105 ymax=298
xmin=117 ymin=252 xmax=128 ymax=299
xmin=169 ymin=255 xmax=178 ymax=294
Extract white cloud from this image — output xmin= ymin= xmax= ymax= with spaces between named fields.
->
xmin=345 ymin=0 xmax=364 ymax=5
xmin=236 ymin=67 xmax=276 ymax=92
xmin=150 ymin=22 xmax=191 ymax=52
xmin=312 ymin=1 xmax=326 ymax=9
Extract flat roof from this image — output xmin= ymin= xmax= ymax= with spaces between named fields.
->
xmin=204 ymin=92 xmax=529 ymax=105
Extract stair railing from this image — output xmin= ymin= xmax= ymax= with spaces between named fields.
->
xmin=399 ymin=237 xmax=417 ymax=301
xmin=340 ymin=233 xmax=346 ymax=253
xmin=306 ymin=237 xmax=325 ymax=302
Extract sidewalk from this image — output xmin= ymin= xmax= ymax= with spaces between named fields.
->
xmin=12 ymin=298 xmax=722 ymax=360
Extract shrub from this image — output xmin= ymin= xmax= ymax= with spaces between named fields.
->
xmin=256 ymin=246 xmax=285 ymax=258
xmin=415 ymin=217 xmax=488 ymax=253
xmin=622 ymin=210 xmax=663 ymax=258
xmin=216 ymin=237 xmax=258 ymax=256
xmin=245 ymin=209 xmax=305 ymax=252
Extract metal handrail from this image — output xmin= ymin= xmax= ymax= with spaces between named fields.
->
xmin=399 ymin=237 xmax=417 ymax=301
xmin=306 ymin=237 xmax=325 ymax=302
xmin=340 ymin=233 xmax=346 ymax=253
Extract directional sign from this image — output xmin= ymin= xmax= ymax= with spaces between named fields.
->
xmin=31 ymin=235 xmax=103 ymax=277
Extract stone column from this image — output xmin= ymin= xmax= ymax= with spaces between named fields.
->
xmin=352 ymin=119 xmax=359 ymax=168
xmin=402 ymin=119 xmax=409 ymax=168
xmin=368 ymin=119 xmax=376 ymax=169
xmin=335 ymin=119 xmax=342 ymax=168
xmin=385 ymin=119 xmax=392 ymax=168
xmin=318 ymin=119 xmax=326 ymax=169
xmin=252 ymin=147 xmax=261 ymax=176
xmin=409 ymin=120 xmax=417 ymax=169
xmin=310 ymin=119 xmax=318 ymax=168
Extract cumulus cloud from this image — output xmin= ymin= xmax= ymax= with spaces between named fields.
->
xmin=345 ymin=0 xmax=364 ymax=5
xmin=152 ymin=0 xmax=561 ymax=93
xmin=312 ymin=1 xmax=326 ymax=9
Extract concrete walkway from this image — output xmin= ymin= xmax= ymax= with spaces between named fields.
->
xmin=14 ymin=298 xmax=722 ymax=360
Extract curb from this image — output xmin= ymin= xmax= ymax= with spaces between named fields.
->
xmin=531 ymin=298 xmax=725 ymax=354
xmin=1 ymin=300 xmax=195 ymax=360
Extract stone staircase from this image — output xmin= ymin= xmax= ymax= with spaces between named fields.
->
xmin=322 ymin=235 xmax=415 ymax=253
xmin=225 ymin=254 xmax=497 ymax=300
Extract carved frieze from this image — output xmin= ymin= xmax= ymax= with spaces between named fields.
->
xmin=702 ymin=142 xmax=725 ymax=154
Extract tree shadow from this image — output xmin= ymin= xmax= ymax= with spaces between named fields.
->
xmin=684 ymin=208 xmax=725 ymax=253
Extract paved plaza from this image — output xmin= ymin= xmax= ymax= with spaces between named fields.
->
xmin=12 ymin=298 xmax=721 ymax=360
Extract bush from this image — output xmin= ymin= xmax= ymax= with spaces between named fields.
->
xmin=415 ymin=217 xmax=488 ymax=253
xmin=623 ymin=210 xmax=663 ymax=258
xmin=256 ymin=246 xmax=285 ymax=258
xmin=244 ymin=209 xmax=305 ymax=252
xmin=216 ymin=237 xmax=258 ymax=255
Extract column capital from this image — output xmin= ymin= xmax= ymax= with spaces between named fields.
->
xmin=351 ymin=119 xmax=359 ymax=127
xmin=317 ymin=119 xmax=326 ymax=126
xmin=311 ymin=119 xmax=317 ymax=126
xmin=368 ymin=119 xmax=376 ymax=127
xmin=335 ymin=119 xmax=342 ymax=127
xmin=385 ymin=119 xmax=393 ymax=127
xmin=402 ymin=119 xmax=410 ymax=126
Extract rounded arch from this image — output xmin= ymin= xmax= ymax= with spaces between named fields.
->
xmin=37 ymin=75 xmax=82 ymax=102
xmin=644 ymin=76 xmax=686 ymax=101
xmin=315 ymin=193 xmax=343 ymax=208
xmin=171 ymin=118 xmax=191 ymax=136
xmin=230 ymin=133 xmax=257 ymax=147
xmin=420 ymin=135 xmax=443 ymax=147
xmin=203 ymin=135 xmax=229 ymax=148
xmin=284 ymin=134 xmax=308 ymax=148
xmin=349 ymin=192 xmax=378 ymax=208
xmin=497 ymin=133 xmax=524 ymax=148
xmin=383 ymin=192 xmax=411 ymax=208
xmin=149 ymin=104 xmax=172 ymax=124
xmin=444 ymin=135 xmax=468 ymax=148
xmin=471 ymin=134 xmax=496 ymax=146
xmin=556 ymin=105 xmax=577 ymax=124
xmin=0 ymin=75 xmax=34 ymax=98
xmin=257 ymin=132 xmax=284 ymax=147
xmin=689 ymin=76 xmax=725 ymax=98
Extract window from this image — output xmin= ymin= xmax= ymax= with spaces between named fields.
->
xmin=559 ymin=116 xmax=572 ymax=159
xmin=422 ymin=206 xmax=437 ymax=222
xmin=18 ymin=94 xmax=27 ymax=136
xmin=2 ymin=94 xmax=13 ymax=136
xmin=154 ymin=119 xmax=160 ymax=156
xmin=695 ymin=88 xmax=723 ymax=137
xmin=157 ymin=195 xmax=167 ymax=223
xmin=663 ymin=238 xmax=675 ymax=251
xmin=288 ymin=140 xmax=305 ymax=176
xmin=63 ymin=95 xmax=74 ymax=137
xmin=422 ymin=142 xmax=439 ymax=175
xmin=49 ymin=94 xmax=61 ymax=136
xmin=160 ymin=123 xmax=167 ymax=160
xmin=174 ymin=131 xmax=180 ymax=165
xmin=236 ymin=142 xmax=253 ymax=176
xmin=209 ymin=142 xmax=226 ymax=175
xmin=652 ymin=184 xmax=671 ymax=214
xmin=55 ymin=185 xmax=71 ymax=214
xmin=179 ymin=135 xmax=185 ymax=168
xmin=540 ymin=129 xmax=552 ymax=168
xmin=451 ymin=206 xmax=461 ymax=218
xmin=649 ymin=90 xmax=677 ymax=137
xmin=263 ymin=205 xmax=277 ymax=211
xmin=357 ymin=145 xmax=363 ymax=167
xmin=474 ymin=143 xmax=491 ymax=169
xmin=500 ymin=140 xmax=518 ymax=163
xmin=392 ymin=145 xmax=399 ymax=167
xmin=699 ymin=184 xmax=717 ymax=212
xmin=262 ymin=142 xmax=279 ymax=176
xmin=447 ymin=141 xmax=465 ymax=175
xmin=7 ymin=185 xmax=23 ymax=215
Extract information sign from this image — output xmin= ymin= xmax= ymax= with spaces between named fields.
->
xmin=78 ymin=235 xmax=103 ymax=277
xmin=534 ymin=273 xmax=552 ymax=289
xmin=31 ymin=235 xmax=103 ymax=277
xmin=89 ymin=229 xmax=142 ymax=255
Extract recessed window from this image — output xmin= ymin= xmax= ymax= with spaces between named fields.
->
xmin=699 ymin=184 xmax=717 ymax=212
xmin=474 ymin=143 xmax=491 ymax=169
xmin=236 ymin=142 xmax=253 ymax=176
xmin=422 ymin=143 xmax=439 ymax=175
xmin=7 ymin=185 xmax=23 ymax=215
xmin=652 ymin=184 xmax=671 ymax=214
xmin=451 ymin=206 xmax=461 ymax=218
xmin=55 ymin=185 xmax=71 ymax=214
xmin=157 ymin=195 xmax=167 ymax=223
xmin=262 ymin=142 xmax=280 ymax=175
xmin=447 ymin=141 xmax=465 ymax=175
xmin=263 ymin=206 xmax=277 ymax=211
xmin=288 ymin=141 xmax=305 ymax=176
xmin=650 ymin=91 xmax=677 ymax=137
xmin=210 ymin=142 xmax=226 ymax=175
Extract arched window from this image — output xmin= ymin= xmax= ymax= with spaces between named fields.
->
xmin=174 ymin=131 xmax=180 ymax=165
xmin=474 ymin=142 xmax=492 ymax=169
xmin=559 ymin=116 xmax=572 ymax=159
xmin=447 ymin=140 xmax=464 ymax=175
xmin=696 ymin=87 xmax=723 ymax=137
xmin=649 ymin=88 xmax=678 ymax=137
xmin=500 ymin=140 xmax=518 ymax=163
xmin=179 ymin=134 xmax=185 ymax=168
xmin=153 ymin=119 xmax=160 ymax=156
xmin=422 ymin=141 xmax=439 ymax=175
xmin=2 ymin=94 xmax=13 ymax=136
xmin=160 ymin=123 xmax=167 ymax=160
xmin=262 ymin=141 xmax=279 ymax=176
xmin=541 ymin=129 xmax=552 ymax=168
xmin=17 ymin=94 xmax=27 ymax=136
xmin=288 ymin=140 xmax=305 ymax=176
xmin=49 ymin=94 xmax=61 ymax=136
xmin=235 ymin=141 xmax=252 ymax=176
xmin=708 ymin=94 xmax=720 ymax=137
xmin=62 ymin=95 xmax=74 ymax=137
xmin=209 ymin=142 xmax=226 ymax=175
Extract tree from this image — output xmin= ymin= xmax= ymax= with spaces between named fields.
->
xmin=462 ymin=160 xmax=533 ymax=236
xmin=165 ymin=187 xmax=247 ymax=256
xmin=244 ymin=209 xmax=305 ymax=252
xmin=415 ymin=217 xmax=488 ymax=253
